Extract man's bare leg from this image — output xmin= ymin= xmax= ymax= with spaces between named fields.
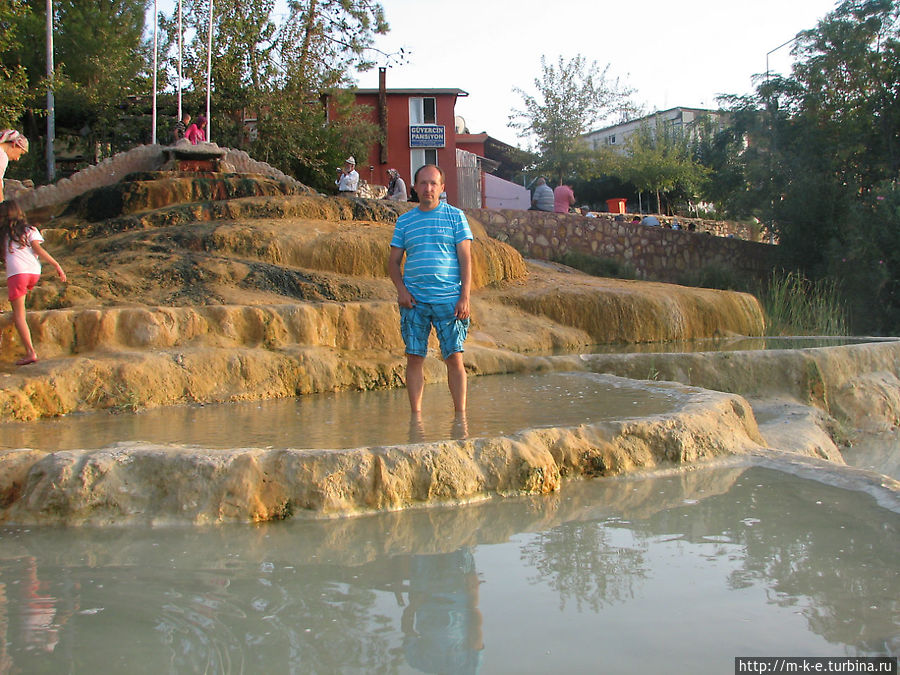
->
xmin=445 ymin=352 xmax=467 ymax=413
xmin=406 ymin=354 xmax=426 ymax=412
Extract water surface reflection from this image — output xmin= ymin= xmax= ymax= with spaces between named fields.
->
xmin=1 ymin=466 xmax=897 ymax=673
xmin=0 ymin=372 xmax=680 ymax=451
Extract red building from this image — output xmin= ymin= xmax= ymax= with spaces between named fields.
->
xmin=325 ymin=69 xmax=532 ymax=208
xmin=327 ymin=68 xmax=468 ymax=204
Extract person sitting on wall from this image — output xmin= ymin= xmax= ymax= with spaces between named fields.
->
xmin=642 ymin=215 xmax=660 ymax=226
xmin=553 ymin=181 xmax=575 ymax=214
xmin=386 ymin=168 xmax=408 ymax=201
xmin=173 ymin=113 xmax=191 ymax=143
xmin=184 ymin=116 xmax=207 ymax=144
xmin=530 ymin=177 xmax=554 ymax=211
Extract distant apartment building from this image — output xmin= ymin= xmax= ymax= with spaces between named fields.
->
xmin=583 ymin=107 xmax=724 ymax=153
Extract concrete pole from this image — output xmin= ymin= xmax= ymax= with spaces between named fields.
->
xmin=205 ymin=0 xmax=213 ymax=141
xmin=177 ymin=0 xmax=183 ymax=120
xmin=151 ymin=0 xmax=158 ymax=144
xmin=45 ymin=0 xmax=55 ymax=182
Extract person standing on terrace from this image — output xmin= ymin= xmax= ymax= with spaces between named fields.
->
xmin=388 ymin=165 xmax=473 ymax=414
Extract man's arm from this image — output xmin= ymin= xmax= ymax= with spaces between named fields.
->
xmin=455 ymin=239 xmax=472 ymax=320
xmin=389 ymin=245 xmax=415 ymax=307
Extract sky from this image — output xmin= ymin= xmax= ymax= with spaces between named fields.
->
xmin=353 ymin=0 xmax=841 ymax=146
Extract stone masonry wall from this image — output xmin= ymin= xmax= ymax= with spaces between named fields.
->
xmin=467 ymin=208 xmax=776 ymax=285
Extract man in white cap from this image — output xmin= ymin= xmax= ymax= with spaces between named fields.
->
xmin=335 ymin=156 xmax=360 ymax=196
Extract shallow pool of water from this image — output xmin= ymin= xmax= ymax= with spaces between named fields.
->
xmin=0 ymin=372 xmax=682 ymax=451
xmin=1 ymin=465 xmax=896 ymax=673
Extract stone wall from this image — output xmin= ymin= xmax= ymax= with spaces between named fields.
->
xmin=467 ymin=208 xmax=776 ymax=285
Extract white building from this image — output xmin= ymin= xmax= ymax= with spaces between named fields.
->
xmin=583 ymin=107 xmax=724 ymax=153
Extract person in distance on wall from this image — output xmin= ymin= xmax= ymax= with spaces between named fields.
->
xmin=386 ymin=168 xmax=408 ymax=201
xmin=553 ymin=181 xmax=575 ymax=213
xmin=184 ymin=115 xmax=207 ymax=144
xmin=335 ymin=156 xmax=359 ymax=196
xmin=531 ymin=177 xmax=554 ymax=212
xmin=388 ymin=164 xmax=473 ymax=414
xmin=173 ymin=113 xmax=191 ymax=143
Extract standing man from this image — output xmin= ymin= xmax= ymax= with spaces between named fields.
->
xmin=554 ymin=181 xmax=575 ymax=213
xmin=335 ymin=156 xmax=359 ymax=196
xmin=388 ymin=165 xmax=473 ymax=414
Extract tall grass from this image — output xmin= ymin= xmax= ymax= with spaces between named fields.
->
xmin=760 ymin=270 xmax=848 ymax=336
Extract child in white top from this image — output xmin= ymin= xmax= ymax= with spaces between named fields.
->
xmin=1 ymin=201 xmax=66 ymax=365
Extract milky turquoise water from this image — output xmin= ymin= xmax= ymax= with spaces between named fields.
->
xmin=1 ymin=466 xmax=897 ymax=674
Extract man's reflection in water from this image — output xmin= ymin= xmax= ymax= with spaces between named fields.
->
xmin=407 ymin=412 xmax=469 ymax=445
xmin=409 ymin=413 xmax=426 ymax=444
xmin=398 ymin=548 xmax=484 ymax=675
xmin=451 ymin=412 xmax=468 ymax=440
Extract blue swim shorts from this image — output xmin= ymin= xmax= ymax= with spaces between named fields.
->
xmin=399 ymin=302 xmax=470 ymax=360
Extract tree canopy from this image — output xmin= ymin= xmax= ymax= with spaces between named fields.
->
xmin=509 ymin=54 xmax=636 ymax=184
xmin=703 ymin=0 xmax=900 ymax=332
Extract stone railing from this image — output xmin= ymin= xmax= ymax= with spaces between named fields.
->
xmin=467 ymin=208 xmax=776 ymax=284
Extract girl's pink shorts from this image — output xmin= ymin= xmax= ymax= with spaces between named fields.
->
xmin=7 ymin=273 xmax=41 ymax=301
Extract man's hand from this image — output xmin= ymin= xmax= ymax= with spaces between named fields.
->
xmin=397 ymin=287 xmax=416 ymax=308
xmin=454 ymin=295 xmax=470 ymax=320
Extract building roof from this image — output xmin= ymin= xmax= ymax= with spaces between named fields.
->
xmin=586 ymin=106 xmax=721 ymax=136
xmin=352 ymin=88 xmax=469 ymax=97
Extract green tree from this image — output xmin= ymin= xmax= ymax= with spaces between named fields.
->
xmin=165 ymin=0 xmax=389 ymax=179
xmin=0 ymin=0 xmax=30 ymax=128
xmin=619 ymin=119 xmax=707 ymax=214
xmin=708 ymin=0 xmax=900 ymax=333
xmin=5 ymin=0 xmax=150 ymax=158
xmin=509 ymin=54 xmax=636 ymax=184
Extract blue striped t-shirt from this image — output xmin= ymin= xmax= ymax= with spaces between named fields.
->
xmin=390 ymin=202 xmax=474 ymax=304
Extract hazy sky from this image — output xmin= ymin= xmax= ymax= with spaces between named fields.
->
xmin=355 ymin=0 xmax=841 ymax=145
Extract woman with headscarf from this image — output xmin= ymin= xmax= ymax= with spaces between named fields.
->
xmin=386 ymin=168 xmax=408 ymax=202
xmin=0 ymin=130 xmax=29 ymax=202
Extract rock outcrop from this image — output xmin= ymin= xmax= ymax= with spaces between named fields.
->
xmin=1 ymin=168 xmax=896 ymax=525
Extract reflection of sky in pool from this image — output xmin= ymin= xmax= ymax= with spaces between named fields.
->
xmin=0 ymin=372 xmax=683 ymax=451
xmin=1 ymin=466 xmax=897 ymax=673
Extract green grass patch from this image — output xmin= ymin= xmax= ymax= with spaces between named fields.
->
xmin=759 ymin=270 xmax=848 ymax=336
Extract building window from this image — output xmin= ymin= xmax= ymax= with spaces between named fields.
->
xmin=410 ymin=148 xmax=438 ymax=182
xmin=409 ymin=97 xmax=437 ymax=125
xmin=606 ymin=134 xmax=616 ymax=145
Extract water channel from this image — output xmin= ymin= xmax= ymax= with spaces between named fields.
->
xmin=1 ymin=346 xmax=898 ymax=672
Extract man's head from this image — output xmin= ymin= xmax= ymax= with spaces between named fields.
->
xmin=535 ymin=177 xmax=547 ymax=187
xmin=182 ymin=113 xmax=191 ymax=123
xmin=413 ymin=164 xmax=445 ymax=210
xmin=344 ymin=156 xmax=356 ymax=171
